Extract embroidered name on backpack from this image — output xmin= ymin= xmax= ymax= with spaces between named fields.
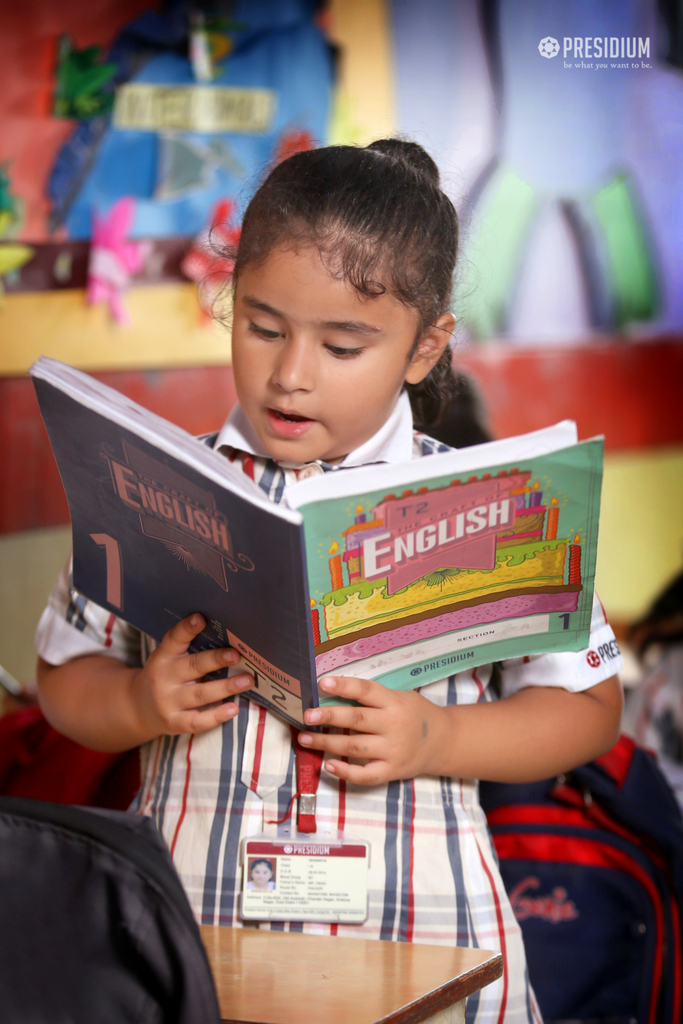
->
xmin=510 ymin=876 xmax=579 ymax=923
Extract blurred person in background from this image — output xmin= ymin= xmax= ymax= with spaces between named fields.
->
xmin=415 ymin=369 xmax=493 ymax=449
xmin=622 ymin=570 xmax=683 ymax=807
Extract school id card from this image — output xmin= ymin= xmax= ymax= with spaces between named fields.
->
xmin=240 ymin=835 xmax=369 ymax=923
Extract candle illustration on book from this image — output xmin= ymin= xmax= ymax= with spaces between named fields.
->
xmin=328 ymin=541 xmax=343 ymax=590
xmin=569 ymin=534 xmax=582 ymax=584
xmin=310 ymin=598 xmax=321 ymax=646
xmin=546 ymin=497 xmax=559 ymax=540
xmin=528 ymin=479 xmax=542 ymax=507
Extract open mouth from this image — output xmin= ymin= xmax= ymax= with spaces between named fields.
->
xmin=271 ymin=409 xmax=312 ymax=423
xmin=267 ymin=407 xmax=316 ymax=437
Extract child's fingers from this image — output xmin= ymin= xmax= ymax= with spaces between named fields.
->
xmin=180 ymin=645 xmax=243 ymax=682
xmin=176 ymin=698 xmax=243 ymax=735
xmin=302 ymin=702 xmax=378 ymax=733
xmin=323 ymin=758 xmax=389 ymax=786
xmin=298 ymin=728 xmax=379 ymax=760
xmin=160 ymin=614 xmax=208 ymax=656
xmin=316 ymin=675 xmax=392 ymax=708
xmin=156 ymin=624 xmax=243 ymax=682
xmin=180 ymin=673 xmax=254 ymax=710
xmin=157 ymin=616 xmax=247 ymax=681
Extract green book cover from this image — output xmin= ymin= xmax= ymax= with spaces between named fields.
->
xmin=289 ymin=435 xmax=603 ymax=703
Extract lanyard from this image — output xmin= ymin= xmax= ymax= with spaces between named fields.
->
xmin=291 ymin=727 xmax=324 ymax=834
xmin=266 ymin=728 xmax=325 ymax=833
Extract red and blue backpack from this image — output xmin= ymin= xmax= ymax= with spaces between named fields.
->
xmin=480 ymin=736 xmax=683 ymax=1024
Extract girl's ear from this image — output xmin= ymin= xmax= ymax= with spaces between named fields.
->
xmin=404 ymin=313 xmax=456 ymax=385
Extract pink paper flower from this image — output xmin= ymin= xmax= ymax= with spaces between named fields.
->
xmin=87 ymin=197 xmax=150 ymax=325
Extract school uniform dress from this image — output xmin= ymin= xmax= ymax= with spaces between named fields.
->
xmin=36 ymin=392 xmax=623 ymax=1024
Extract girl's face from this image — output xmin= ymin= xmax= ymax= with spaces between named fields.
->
xmin=231 ymin=245 xmax=453 ymax=465
xmin=250 ymin=862 xmax=273 ymax=888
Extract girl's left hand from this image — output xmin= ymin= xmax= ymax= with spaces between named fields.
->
xmin=298 ymin=676 xmax=445 ymax=785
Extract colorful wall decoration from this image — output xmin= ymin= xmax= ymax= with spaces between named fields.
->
xmin=0 ymin=0 xmax=337 ymax=370
xmin=0 ymin=0 xmax=333 ymax=344
xmin=391 ymin=0 xmax=683 ymax=341
xmin=49 ymin=1 xmax=333 ymax=240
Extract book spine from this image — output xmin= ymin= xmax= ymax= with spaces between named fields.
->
xmin=294 ymin=521 xmax=319 ymax=714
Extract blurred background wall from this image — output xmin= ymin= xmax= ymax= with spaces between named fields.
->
xmin=1 ymin=0 xmax=682 ymax=684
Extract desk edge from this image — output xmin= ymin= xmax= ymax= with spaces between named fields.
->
xmin=372 ymin=951 xmax=503 ymax=1024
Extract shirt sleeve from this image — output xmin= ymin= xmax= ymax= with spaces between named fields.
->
xmin=35 ymin=555 xmax=143 ymax=668
xmin=499 ymin=592 xmax=623 ymax=698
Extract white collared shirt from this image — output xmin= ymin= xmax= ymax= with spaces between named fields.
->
xmin=214 ymin=389 xmax=415 ymax=469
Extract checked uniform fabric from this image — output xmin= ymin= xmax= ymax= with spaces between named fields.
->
xmin=36 ymin=401 xmax=621 ymax=1024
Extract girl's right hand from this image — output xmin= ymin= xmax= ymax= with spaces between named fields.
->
xmin=132 ymin=614 xmax=254 ymax=738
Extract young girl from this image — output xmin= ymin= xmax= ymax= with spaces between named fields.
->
xmin=36 ymin=140 xmax=623 ymax=1024
xmin=247 ymin=859 xmax=276 ymax=892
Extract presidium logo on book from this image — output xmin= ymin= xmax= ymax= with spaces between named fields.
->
xmin=104 ymin=440 xmax=254 ymax=590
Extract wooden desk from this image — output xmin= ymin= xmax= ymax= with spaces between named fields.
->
xmin=201 ymin=926 xmax=502 ymax=1024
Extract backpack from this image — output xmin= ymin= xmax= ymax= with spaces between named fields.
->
xmin=480 ymin=736 xmax=683 ymax=1024
xmin=0 ymin=797 xmax=221 ymax=1024
xmin=0 ymin=704 xmax=140 ymax=808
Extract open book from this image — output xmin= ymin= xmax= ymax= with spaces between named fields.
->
xmin=31 ymin=357 xmax=604 ymax=728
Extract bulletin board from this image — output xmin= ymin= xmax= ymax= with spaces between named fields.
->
xmin=0 ymin=0 xmax=340 ymax=372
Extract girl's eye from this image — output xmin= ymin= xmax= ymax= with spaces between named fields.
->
xmin=248 ymin=323 xmax=281 ymax=340
xmin=325 ymin=344 xmax=364 ymax=359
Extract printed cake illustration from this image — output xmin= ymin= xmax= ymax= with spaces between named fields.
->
xmin=312 ymin=469 xmax=584 ymax=676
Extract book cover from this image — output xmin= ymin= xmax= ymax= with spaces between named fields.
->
xmin=32 ymin=367 xmax=317 ymax=727
xmin=31 ymin=358 xmax=604 ymax=726
xmin=290 ymin=438 xmax=603 ymax=701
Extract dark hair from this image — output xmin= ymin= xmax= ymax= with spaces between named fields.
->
xmin=628 ymin=570 xmax=683 ymax=659
xmin=250 ymin=858 xmax=273 ymax=873
xmin=425 ymin=372 xmax=493 ymax=449
xmin=230 ymin=139 xmax=459 ymax=428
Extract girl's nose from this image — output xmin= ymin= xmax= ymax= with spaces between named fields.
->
xmin=271 ymin=336 xmax=314 ymax=393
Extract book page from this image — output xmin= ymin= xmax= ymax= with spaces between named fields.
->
xmin=285 ymin=421 xmax=580 ymax=510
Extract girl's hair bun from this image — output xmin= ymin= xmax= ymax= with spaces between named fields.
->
xmin=366 ymin=138 xmax=441 ymax=187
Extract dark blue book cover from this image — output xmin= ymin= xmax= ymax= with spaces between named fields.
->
xmin=32 ymin=361 xmax=318 ymax=727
